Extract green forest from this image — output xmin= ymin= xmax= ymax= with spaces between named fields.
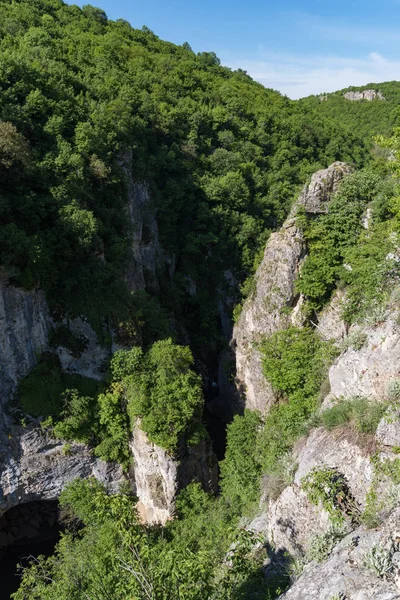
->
xmin=2 ymin=0 xmax=400 ymax=598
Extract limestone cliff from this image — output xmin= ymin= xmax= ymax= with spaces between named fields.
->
xmin=0 ymin=161 xmax=213 ymax=526
xmin=232 ymin=162 xmax=352 ymax=414
xmin=131 ymin=422 xmax=217 ymax=524
xmin=344 ymin=89 xmax=385 ymax=101
xmin=0 ymin=278 xmax=125 ymax=520
xmin=119 ymin=149 xmax=175 ymax=294
xmin=248 ymin=298 xmax=400 ymax=597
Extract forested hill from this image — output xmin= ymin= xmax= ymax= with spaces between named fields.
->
xmin=300 ymin=81 xmax=400 ymax=143
xmin=0 ymin=0 xmax=368 ymax=356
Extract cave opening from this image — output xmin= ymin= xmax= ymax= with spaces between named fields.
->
xmin=0 ymin=500 xmax=61 ymax=599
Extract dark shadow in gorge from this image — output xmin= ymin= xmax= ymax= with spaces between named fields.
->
xmin=0 ymin=500 xmax=61 ymax=600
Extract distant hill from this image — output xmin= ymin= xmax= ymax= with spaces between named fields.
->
xmin=299 ymin=81 xmax=400 ymax=142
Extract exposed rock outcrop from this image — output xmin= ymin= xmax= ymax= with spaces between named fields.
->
xmin=0 ymin=428 xmax=125 ymax=517
xmin=266 ymin=484 xmax=330 ymax=555
xmin=0 ymin=277 xmax=125 ymax=517
xmin=232 ymin=162 xmax=351 ymax=414
xmin=280 ymin=509 xmax=400 ymax=599
xmin=344 ymin=89 xmax=385 ymax=101
xmin=131 ymin=421 xmax=217 ymax=524
xmin=326 ymin=313 xmax=400 ymax=404
xmin=261 ymin=427 xmax=374 ymax=556
xmin=54 ymin=317 xmax=109 ymax=380
xmin=119 ymin=150 xmax=175 ymax=294
xmin=0 ymin=278 xmax=49 ymax=416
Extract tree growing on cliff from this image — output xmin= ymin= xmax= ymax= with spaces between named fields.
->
xmin=111 ymin=339 xmax=204 ymax=453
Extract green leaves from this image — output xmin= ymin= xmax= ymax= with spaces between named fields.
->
xmin=296 ymin=169 xmax=382 ymax=311
xmin=115 ymin=339 xmax=204 ymax=453
xmin=219 ymin=410 xmax=263 ymax=513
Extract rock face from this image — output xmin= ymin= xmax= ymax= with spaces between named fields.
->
xmin=232 ymin=162 xmax=351 ymax=414
xmin=0 ymin=428 xmax=125 ymax=517
xmin=344 ymin=89 xmax=385 ymax=101
xmin=327 ymin=314 xmax=400 ymax=402
xmin=294 ymin=428 xmax=374 ymax=506
xmin=131 ymin=421 xmax=217 ymax=524
xmin=0 ymin=278 xmax=49 ymax=415
xmin=54 ymin=317 xmax=110 ymax=381
xmin=376 ymin=408 xmax=400 ymax=447
xmin=280 ymin=509 xmax=400 ymax=600
xmin=119 ymin=150 xmax=174 ymax=294
xmin=0 ymin=278 xmax=126 ymax=519
xmin=262 ymin=427 xmax=374 ymax=557
xmin=266 ymin=484 xmax=331 ymax=555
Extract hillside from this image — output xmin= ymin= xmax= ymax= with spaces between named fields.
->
xmin=300 ymin=81 xmax=400 ymax=143
xmin=2 ymin=1 xmax=400 ymax=600
xmin=0 ymin=0 xmax=369 ymax=358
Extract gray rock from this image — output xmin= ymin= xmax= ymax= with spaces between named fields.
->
xmin=328 ymin=316 xmax=400 ymax=401
xmin=294 ymin=428 xmax=374 ymax=507
xmin=0 ymin=276 xmax=49 ymax=414
xmin=267 ymin=484 xmax=331 ymax=555
xmin=279 ymin=509 xmax=400 ymax=600
xmin=344 ymin=89 xmax=385 ymax=101
xmin=0 ymin=427 xmax=126 ymax=517
xmin=232 ymin=163 xmax=351 ymax=414
xmin=376 ymin=409 xmax=400 ymax=447
xmin=131 ymin=421 xmax=217 ymax=525
xmin=317 ymin=289 xmax=348 ymax=342
xmin=53 ymin=317 xmax=109 ymax=380
xmin=119 ymin=150 xmax=175 ymax=294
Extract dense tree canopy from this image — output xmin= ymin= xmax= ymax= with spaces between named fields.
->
xmin=0 ymin=0 xmax=369 ymax=356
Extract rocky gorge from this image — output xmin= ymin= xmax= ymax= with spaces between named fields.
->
xmin=3 ymin=160 xmax=400 ymax=599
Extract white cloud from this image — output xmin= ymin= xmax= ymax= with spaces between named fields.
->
xmin=224 ymin=52 xmax=400 ymax=99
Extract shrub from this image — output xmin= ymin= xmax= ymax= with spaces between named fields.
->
xmin=387 ymin=379 xmax=400 ymax=401
xmin=321 ymin=397 xmax=387 ymax=434
xmin=220 ymin=410 xmax=263 ymax=514
xmin=339 ymin=330 xmax=368 ymax=352
xmin=296 ymin=169 xmax=381 ymax=311
xmin=307 ymin=522 xmax=347 ymax=563
xmin=53 ymin=390 xmax=98 ymax=444
xmin=17 ymin=354 xmax=100 ymax=418
xmin=261 ymin=327 xmax=333 ymax=398
xmin=301 ymin=466 xmax=359 ymax=524
xmin=364 ymin=543 xmax=393 ymax=577
xmin=259 ymin=328 xmax=337 ymax=474
xmin=119 ymin=339 xmax=204 ymax=453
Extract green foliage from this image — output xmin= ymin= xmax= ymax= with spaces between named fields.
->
xmin=301 ymin=81 xmax=400 ymax=143
xmin=296 ymin=169 xmax=382 ymax=311
xmin=53 ymin=389 xmax=98 ymax=444
xmin=113 ymin=339 xmax=204 ymax=452
xmin=339 ymin=330 xmax=368 ymax=352
xmin=307 ymin=522 xmax=347 ymax=563
xmin=94 ymin=381 xmax=131 ymax=465
xmin=387 ymin=379 xmax=400 ymax=401
xmin=373 ymin=455 xmax=400 ymax=485
xmin=364 ymin=543 xmax=393 ymax=577
xmin=219 ymin=410 xmax=263 ymax=514
xmin=340 ymin=222 xmax=396 ymax=323
xmin=12 ymin=478 xmax=267 ymax=600
xmin=17 ymin=353 xmax=100 ymax=417
xmin=258 ymin=327 xmax=337 ymax=475
xmin=361 ymin=476 xmax=382 ymax=529
xmin=321 ymin=397 xmax=388 ymax=434
xmin=261 ymin=327 xmax=332 ymax=397
xmin=301 ymin=467 xmax=352 ymax=524
xmin=0 ymin=0 xmax=368 ymax=355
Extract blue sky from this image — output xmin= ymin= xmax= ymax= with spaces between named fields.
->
xmin=65 ymin=0 xmax=400 ymax=98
